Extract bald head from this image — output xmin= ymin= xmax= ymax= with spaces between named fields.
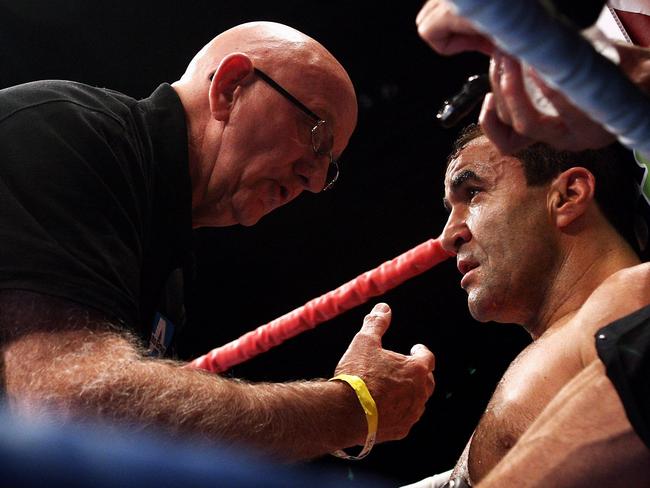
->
xmin=176 ymin=22 xmax=357 ymax=152
xmin=174 ymin=22 xmax=358 ymax=228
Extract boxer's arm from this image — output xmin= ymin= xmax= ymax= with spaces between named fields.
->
xmin=477 ymin=360 xmax=650 ymax=487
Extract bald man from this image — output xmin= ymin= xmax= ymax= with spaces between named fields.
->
xmin=0 ymin=22 xmax=434 ymax=461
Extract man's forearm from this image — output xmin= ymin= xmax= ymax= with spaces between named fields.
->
xmin=4 ymin=329 xmax=364 ymax=460
xmin=2 ymin=293 xmax=434 ymax=461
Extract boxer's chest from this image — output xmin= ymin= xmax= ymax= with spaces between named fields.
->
xmin=466 ymin=330 xmax=582 ymax=482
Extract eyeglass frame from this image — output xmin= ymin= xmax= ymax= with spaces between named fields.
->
xmin=253 ymin=67 xmax=340 ymax=192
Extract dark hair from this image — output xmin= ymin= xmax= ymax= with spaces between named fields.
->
xmin=449 ymin=124 xmax=640 ymax=253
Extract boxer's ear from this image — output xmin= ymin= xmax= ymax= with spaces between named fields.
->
xmin=209 ymin=53 xmax=254 ymax=121
xmin=548 ymin=167 xmax=595 ymax=229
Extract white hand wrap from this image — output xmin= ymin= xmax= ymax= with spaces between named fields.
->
xmin=400 ymin=469 xmax=453 ymax=488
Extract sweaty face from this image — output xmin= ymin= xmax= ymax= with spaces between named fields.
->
xmin=214 ymin=74 xmax=349 ymax=227
xmin=441 ymin=137 xmax=558 ymax=324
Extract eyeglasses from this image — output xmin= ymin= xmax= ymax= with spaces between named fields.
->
xmin=253 ymin=67 xmax=340 ymax=191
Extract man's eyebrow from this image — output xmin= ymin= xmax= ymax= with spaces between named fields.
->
xmin=443 ymin=169 xmax=482 ymax=211
xmin=450 ymin=169 xmax=482 ymax=189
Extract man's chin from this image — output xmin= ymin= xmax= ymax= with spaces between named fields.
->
xmin=468 ymin=309 xmax=492 ymax=323
xmin=467 ymin=294 xmax=494 ymax=323
xmin=234 ymin=204 xmax=266 ymax=227
xmin=239 ymin=214 xmax=263 ymax=227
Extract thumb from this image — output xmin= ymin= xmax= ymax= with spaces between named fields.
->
xmin=411 ymin=343 xmax=436 ymax=371
xmin=360 ymin=303 xmax=392 ymax=339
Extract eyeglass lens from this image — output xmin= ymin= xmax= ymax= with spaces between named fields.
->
xmin=312 ymin=121 xmax=339 ymax=190
xmin=311 ymin=120 xmax=333 ymax=155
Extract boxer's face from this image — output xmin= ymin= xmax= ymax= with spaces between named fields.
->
xmin=442 ymin=136 xmax=557 ymax=324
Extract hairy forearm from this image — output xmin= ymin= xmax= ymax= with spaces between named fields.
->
xmin=3 ymin=329 xmax=364 ymax=461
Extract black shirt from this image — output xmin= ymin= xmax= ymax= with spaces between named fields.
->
xmin=0 ymin=80 xmax=192 ymax=343
xmin=596 ymin=303 xmax=650 ymax=449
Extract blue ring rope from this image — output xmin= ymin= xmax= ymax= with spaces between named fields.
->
xmin=449 ymin=0 xmax=650 ymax=154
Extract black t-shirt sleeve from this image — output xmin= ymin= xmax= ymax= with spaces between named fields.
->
xmin=596 ymin=303 xmax=650 ymax=449
xmin=0 ymin=98 xmax=148 ymax=327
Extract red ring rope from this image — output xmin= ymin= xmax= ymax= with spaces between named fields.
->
xmin=188 ymin=238 xmax=452 ymax=373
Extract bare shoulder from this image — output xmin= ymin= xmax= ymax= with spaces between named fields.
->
xmin=600 ymin=261 xmax=650 ymax=289
xmin=587 ymin=262 xmax=650 ymax=319
xmin=574 ymin=262 xmax=650 ymax=363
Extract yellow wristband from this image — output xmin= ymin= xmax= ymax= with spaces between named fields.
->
xmin=328 ymin=374 xmax=378 ymax=460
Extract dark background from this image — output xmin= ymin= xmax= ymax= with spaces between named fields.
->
xmin=0 ymin=1 xmax=530 ymax=484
